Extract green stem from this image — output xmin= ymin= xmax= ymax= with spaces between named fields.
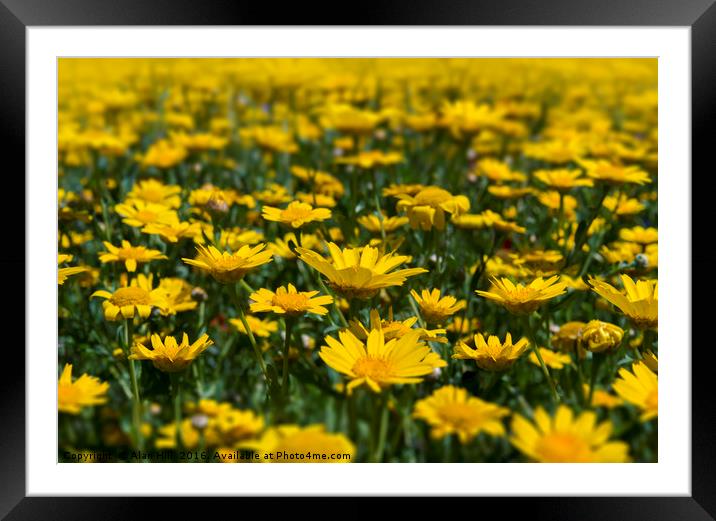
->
xmin=282 ymin=318 xmax=295 ymax=395
xmin=170 ymin=373 xmax=183 ymax=449
xmin=124 ymin=319 xmax=144 ymax=452
xmin=372 ymin=393 xmax=390 ymax=462
xmin=588 ymin=354 xmax=604 ymax=406
xmin=230 ymin=283 xmax=269 ymax=383
xmin=523 ymin=315 xmax=560 ymax=404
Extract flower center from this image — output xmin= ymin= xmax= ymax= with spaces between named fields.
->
xmin=536 ymin=432 xmax=593 ymax=462
xmin=272 ymin=293 xmax=310 ymax=313
xmin=117 ymin=246 xmax=144 ymax=260
xmin=438 ymin=403 xmax=480 ymax=428
xmin=135 ymin=210 xmax=158 ymax=223
xmin=415 ymin=187 xmax=451 ymax=206
xmin=110 ymin=287 xmax=151 ymax=307
xmin=352 ymin=356 xmax=393 ymax=381
xmin=282 ymin=205 xmax=313 ymax=221
xmin=141 ymin=188 xmax=164 ymax=203
xmin=507 ymin=287 xmax=538 ymax=301
xmin=212 ymin=257 xmax=244 ymax=271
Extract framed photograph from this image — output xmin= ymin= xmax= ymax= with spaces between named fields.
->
xmin=2 ymin=0 xmax=709 ymax=516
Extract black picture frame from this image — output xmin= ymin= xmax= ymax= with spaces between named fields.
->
xmin=1 ymin=0 xmax=709 ymax=517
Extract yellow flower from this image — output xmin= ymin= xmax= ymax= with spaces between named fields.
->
xmin=533 ymin=168 xmax=593 ymax=190
xmin=453 ymin=333 xmax=529 ymax=372
xmin=487 ymin=185 xmax=534 ymax=199
xmin=210 ymin=408 xmax=265 ymax=445
xmin=439 ymin=100 xmax=507 ymax=138
xmin=295 ymin=242 xmax=428 ymax=299
xmin=262 ymin=200 xmax=331 ymax=228
xmin=619 ymin=226 xmax=658 ymax=245
xmin=142 ymin=221 xmax=202 ymax=243
xmin=91 ymin=274 xmax=168 ymax=321
xmin=249 ymin=283 xmax=333 ymax=316
xmin=230 ymin=314 xmax=279 ymax=338
xmin=589 ymin=274 xmax=657 ymax=329
xmin=394 ymin=186 xmax=470 ymax=230
xmin=290 ymin=166 xmax=345 ymax=197
xmin=158 ymin=277 xmax=199 ymax=315
xmin=182 ymin=244 xmax=273 ymax=284
xmin=578 ymin=159 xmax=651 ymax=185
xmin=536 ymin=191 xmax=577 ymax=219
xmin=603 ymin=194 xmax=645 ymax=216
xmin=156 ymin=419 xmax=200 ymax=449
xmin=335 ymin=150 xmax=403 ymax=169
xmin=410 ymin=288 xmax=466 ymax=324
xmin=357 ymin=213 xmax=409 ymax=234
xmin=98 ymin=240 xmax=167 ymax=272
xmin=551 ymin=321 xmax=587 ymax=354
xmin=643 ymin=350 xmax=659 ymax=373
xmin=476 ymin=276 xmax=567 ymax=315
xmin=115 ymin=200 xmax=179 ymax=228
xmin=129 ymin=333 xmax=213 ymax=372
xmin=126 ymin=179 xmax=182 ymax=208
xmin=510 ymin=405 xmax=630 ymax=462
xmin=528 ymin=348 xmax=572 ymax=370
xmin=580 ymin=320 xmax=624 ymax=353
xmin=413 ymin=385 xmax=510 ymax=443
xmin=613 ymin=361 xmax=658 ymax=422
xmin=58 ymin=263 xmax=88 ymax=285
xmin=240 ymin=424 xmax=355 ymax=463
xmin=319 ymin=328 xmax=445 ymax=393
xmin=140 ymin=139 xmax=187 ymax=169
xmin=582 ymin=385 xmax=623 ymax=409
xmin=452 ymin=210 xmax=526 ymax=234
xmin=349 ymin=309 xmax=448 ymax=344
xmin=243 ymin=125 xmax=298 ymax=154
xmin=58 ymin=363 xmax=109 ymax=414
xmin=296 ymin=192 xmax=337 ymax=208
xmin=523 ymin=138 xmax=585 ymax=164
xmin=320 ymin=104 xmax=383 ymax=135
xmin=476 ymin=158 xmax=526 ymax=183
xmin=253 ymin=183 xmax=293 ymax=205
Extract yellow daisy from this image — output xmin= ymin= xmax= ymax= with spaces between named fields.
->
xmin=612 ymin=361 xmax=658 ymax=422
xmin=476 ymin=276 xmax=567 ymax=315
xmin=98 ymin=240 xmax=167 ymax=272
xmin=319 ymin=328 xmax=445 ymax=393
xmin=588 ymin=274 xmax=657 ymax=329
xmin=249 ymin=283 xmax=333 ymax=316
xmin=126 ymin=178 xmax=182 ymax=208
xmin=394 ymin=186 xmax=470 ymax=230
xmin=453 ymin=332 xmax=529 ymax=371
xmin=262 ymin=200 xmax=332 ymax=229
xmin=410 ymin=288 xmax=466 ymax=324
xmin=533 ymin=168 xmax=593 ymax=190
xmin=510 ymin=405 xmax=630 ymax=462
xmin=91 ymin=274 xmax=168 ymax=321
xmin=578 ymin=159 xmax=651 ymax=185
xmin=182 ymin=244 xmax=273 ymax=284
xmin=230 ymin=315 xmax=279 ymax=338
xmin=413 ymin=385 xmax=510 ymax=443
xmin=58 ymin=363 xmax=109 ymax=414
xmin=115 ymin=200 xmax=179 ymax=228
xmin=296 ymin=242 xmax=428 ymax=300
xmin=240 ymin=424 xmax=355 ymax=463
xmin=129 ymin=333 xmax=213 ymax=372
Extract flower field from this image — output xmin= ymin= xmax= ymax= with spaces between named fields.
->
xmin=57 ymin=58 xmax=658 ymax=463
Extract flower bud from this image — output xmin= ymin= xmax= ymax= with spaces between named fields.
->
xmin=580 ymin=320 xmax=624 ymax=353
